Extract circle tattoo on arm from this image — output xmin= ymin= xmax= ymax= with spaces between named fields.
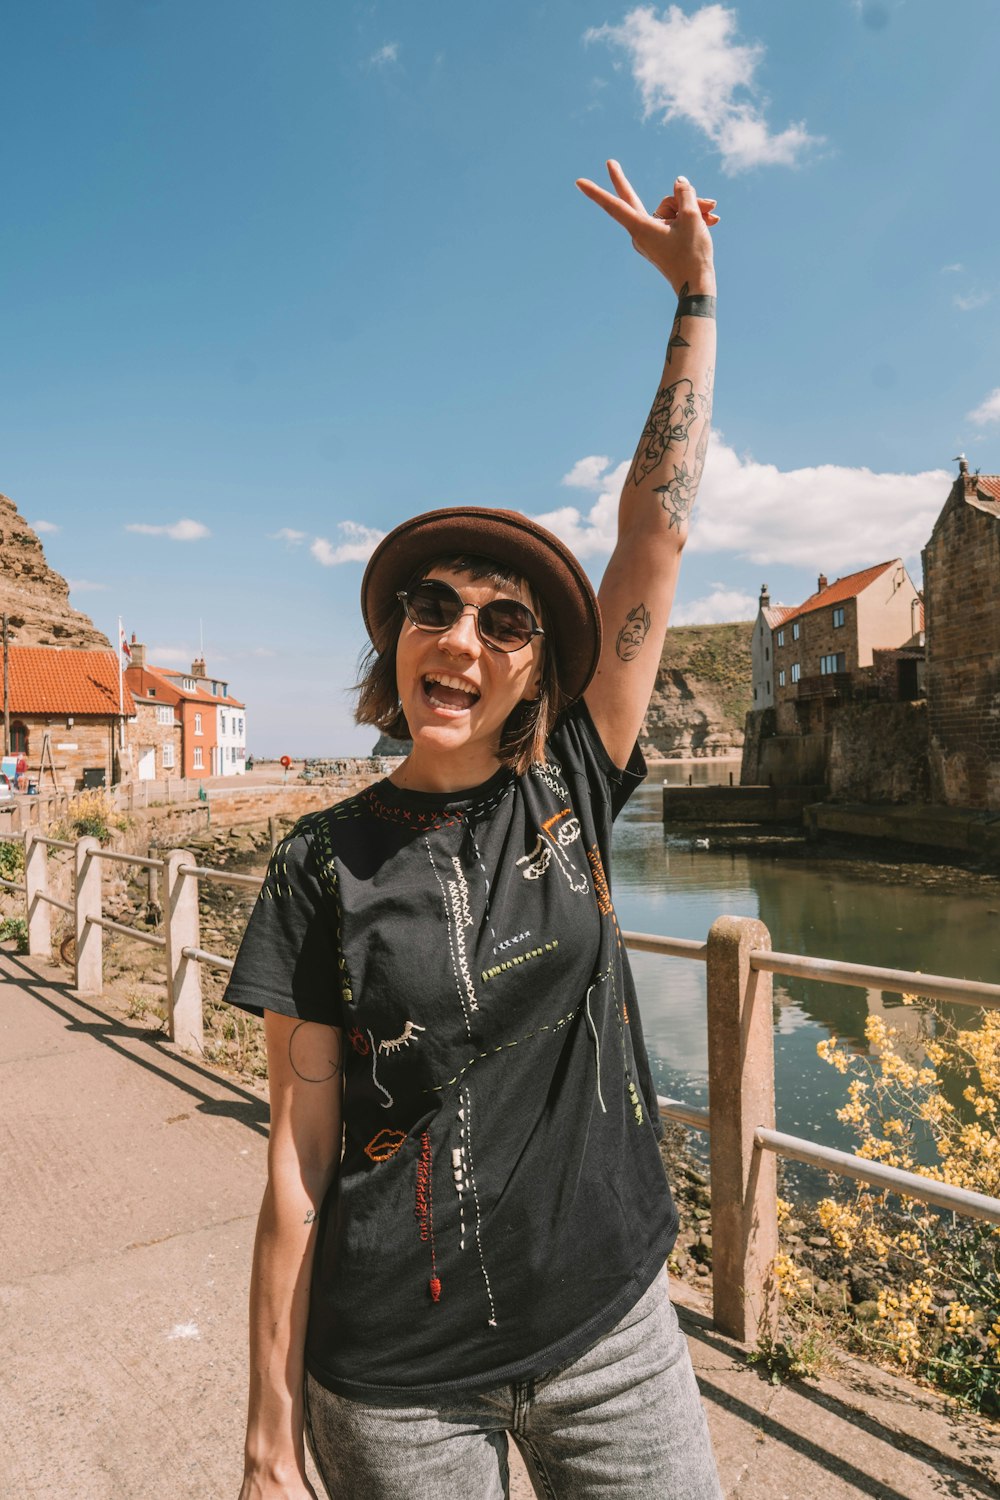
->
xmin=288 ymin=1022 xmax=343 ymax=1083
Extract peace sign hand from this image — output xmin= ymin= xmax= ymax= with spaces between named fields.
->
xmin=576 ymin=160 xmax=718 ymax=295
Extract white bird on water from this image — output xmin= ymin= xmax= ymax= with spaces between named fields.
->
xmin=694 ymin=837 xmax=710 ymax=850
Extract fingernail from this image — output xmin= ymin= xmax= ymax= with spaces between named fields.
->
xmin=677 ymin=175 xmax=689 ymax=184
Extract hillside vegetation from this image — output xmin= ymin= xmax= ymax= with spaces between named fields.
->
xmin=642 ymin=619 xmax=754 ymax=760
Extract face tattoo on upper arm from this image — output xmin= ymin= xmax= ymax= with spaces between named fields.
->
xmin=616 ymin=603 xmax=652 ymax=661
xmin=288 ymin=1022 xmax=343 ymax=1083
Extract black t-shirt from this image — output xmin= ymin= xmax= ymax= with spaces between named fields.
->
xmin=225 ymin=702 xmax=678 ymax=1401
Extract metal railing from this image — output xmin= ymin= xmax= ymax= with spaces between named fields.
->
xmin=3 ymin=823 xmax=997 ymax=1347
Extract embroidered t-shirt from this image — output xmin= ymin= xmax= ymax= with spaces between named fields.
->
xmin=225 ymin=701 xmax=678 ymax=1400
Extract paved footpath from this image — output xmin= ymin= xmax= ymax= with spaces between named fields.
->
xmin=2 ymin=947 xmax=999 ymax=1499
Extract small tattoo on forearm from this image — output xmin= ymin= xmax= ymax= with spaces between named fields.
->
xmin=304 ymin=1208 xmax=317 ymax=1224
xmin=616 ymin=603 xmax=652 ymax=661
xmin=289 ymin=1022 xmax=342 ymax=1083
xmin=628 ymin=378 xmax=696 ymax=487
xmin=655 ymin=463 xmax=697 ymax=531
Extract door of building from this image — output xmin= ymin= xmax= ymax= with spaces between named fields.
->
xmin=137 ymin=746 xmax=156 ymax=780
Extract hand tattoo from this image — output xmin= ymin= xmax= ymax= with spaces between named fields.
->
xmin=628 ymin=378 xmax=696 ymax=487
xmin=289 ymin=1022 xmax=342 ymax=1083
xmin=616 ymin=603 xmax=652 ymax=661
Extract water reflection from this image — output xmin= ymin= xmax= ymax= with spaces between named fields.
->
xmin=612 ymin=784 xmax=1000 ymax=1162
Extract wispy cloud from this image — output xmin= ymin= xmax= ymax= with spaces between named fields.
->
xmin=968 ymin=388 xmax=1000 ymax=427
xmin=533 ymin=438 xmax=949 ymax=570
xmin=941 ymin=263 xmax=964 ymax=274
xmin=562 ymin=455 xmax=613 ymax=490
xmin=671 ymin=586 xmax=757 ymax=624
xmin=270 ymin=527 xmax=307 ymax=545
xmin=32 ymin=519 xmax=60 ymax=534
xmin=149 ymin=645 xmax=191 ymax=667
xmin=311 ymin=521 xmax=384 ymax=566
xmin=126 ymin=518 xmax=211 ymax=541
xmin=587 ymin=4 xmax=821 ymax=174
xmin=953 ymin=290 xmax=992 ymax=312
xmin=370 ymin=42 xmax=399 ymax=67
xmin=67 ymin=579 xmax=108 ymax=593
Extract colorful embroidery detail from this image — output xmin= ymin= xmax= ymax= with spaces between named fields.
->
xmin=584 ymin=975 xmax=608 ymax=1115
xmin=423 ymin=999 xmax=578 ymax=1093
xmin=587 ymin=845 xmax=613 ymax=917
xmin=365 ymin=1128 xmax=406 ymax=1162
xmin=368 ymin=1028 xmax=394 ymax=1108
xmin=462 ymin=1087 xmax=497 ymax=1327
xmin=378 ymin=1020 xmax=426 ymax=1054
xmin=414 ymin=1130 xmax=441 ymax=1302
xmin=348 ymin=1027 xmax=370 ymax=1056
xmin=481 ymin=939 xmax=558 ymax=983
xmin=425 ymin=838 xmax=477 ymax=1034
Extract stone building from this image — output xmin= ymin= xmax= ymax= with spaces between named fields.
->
xmin=922 ymin=460 xmax=1000 ymax=810
xmin=7 ymin=645 xmax=135 ymax=790
xmin=750 ymin=586 xmax=794 ymax=711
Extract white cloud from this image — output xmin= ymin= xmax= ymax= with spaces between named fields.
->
xmin=370 ymin=42 xmax=399 ymax=66
xmin=533 ymin=438 xmax=949 ymax=570
xmin=941 ymin=263 xmax=964 ymax=274
xmin=311 ymin=521 xmax=384 ymax=567
xmin=587 ymin=4 xmax=821 ymax=174
xmin=149 ymin=645 xmax=190 ymax=667
xmin=670 ymin=586 xmax=757 ymax=625
xmin=32 ymin=519 xmax=60 ymax=534
xmin=968 ymin=388 xmax=1000 ymax=427
xmin=954 ymin=290 xmax=992 ymax=312
xmin=67 ymin=579 xmax=108 ymax=593
xmin=562 ymin=455 xmax=613 ymax=490
xmin=126 ymin=518 xmax=211 ymax=541
xmin=270 ymin=527 xmax=306 ymax=545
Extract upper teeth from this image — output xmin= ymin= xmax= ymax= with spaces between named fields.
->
xmin=426 ymin=674 xmax=480 ymax=697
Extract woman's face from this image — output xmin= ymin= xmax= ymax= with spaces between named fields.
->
xmin=394 ymin=566 xmax=544 ymax=768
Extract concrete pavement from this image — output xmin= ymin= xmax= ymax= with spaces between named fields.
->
xmin=1 ymin=947 xmax=998 ymax=1498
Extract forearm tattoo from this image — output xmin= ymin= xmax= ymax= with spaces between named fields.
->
xmin=616 ymin=603 xmax=652 ymax=661
xmin=628 ymin=378 xmax=697 ymax=487
xmin=288 ymin=1022 xmax=342 ymax=1083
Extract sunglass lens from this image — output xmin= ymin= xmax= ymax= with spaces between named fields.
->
xmin=406 ymin=582 xmax=461 ymax=629
xmin=479 ymin=600 xmax=536 ymax=649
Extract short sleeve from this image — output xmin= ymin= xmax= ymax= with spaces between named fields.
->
xmin=548 ymin=699 xmax=647 ymax=824
xmin=223 ymin=822 xmax=344 ymax=1027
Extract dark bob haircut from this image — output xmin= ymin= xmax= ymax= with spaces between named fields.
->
xmin=354 ymin=553 xmax=566 ymax=775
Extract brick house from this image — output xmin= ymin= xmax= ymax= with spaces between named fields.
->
xmin=772 ymin=561 xmax=922 ymax=735
xmin=751 ymin=585 xmax=795 ymax=711
xmin=124 ymin=644 xmax=246 ymax=779
xmin=7 ymin=645 xmax=136 ymax=790
xmin=922 ymin=460 xmax=1000 ymax=810
xmin=122 ymin=664 xmax=183 ymax=782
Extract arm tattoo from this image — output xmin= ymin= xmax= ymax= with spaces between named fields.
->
xmin=288 ymin=1022 xmax=342 ymax=1083
xmin=628 ymin=378 xmax=696 ymax=487
xmin=304 ymin=1208 xmax=317 ymax=1224
xmin=616 ymin=603 xmax=652 ymax=661
xmin=665 ymin=280 xmax=690 ymax=367
xmin=655 ymin=465 xmax=696 ymax=531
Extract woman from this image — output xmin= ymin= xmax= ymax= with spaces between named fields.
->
xmin=229 ymin=162 xmax=721 ymax=1499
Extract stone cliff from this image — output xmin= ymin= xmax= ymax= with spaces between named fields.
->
xmin=373 ymin=619 xmax=753 ymax=760
xmin=0 ymin=493 xmax=110 ymax=649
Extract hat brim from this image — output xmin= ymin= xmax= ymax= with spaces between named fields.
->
xmin=361 ymin=507 xmax=602 ymax=703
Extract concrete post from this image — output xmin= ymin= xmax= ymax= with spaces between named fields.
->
xmin=163 ymin=849 xmax=203 ymax=1055
xmin=24 ymin=830 xmax=51 ymax=958
xmin=706 ymin=914 xmax=779 ymax=1344
xmin=74 ymin=835 xmax=103 ymax=994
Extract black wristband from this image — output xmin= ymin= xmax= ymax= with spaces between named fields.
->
xmin=676 ymin=292 xmax=716 ymax=319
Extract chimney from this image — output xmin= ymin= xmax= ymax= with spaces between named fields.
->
xmin=759 ymin=583 xmax=771 ymax=609
xmin=130 ymin=637 xmax=147 ymax=669
xmin=817 ymin=574 xmax=828 ymax=593
xmin=191 ymin=656 xmax=207 ymax=679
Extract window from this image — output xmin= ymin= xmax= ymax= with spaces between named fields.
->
xmin=11 ymin=722 xmax=28 ymax=754
xmin=162 ymin=743 xmax=175 ymax=769
xmin=156 ymin=705 xmax=173 ymax=726
xmin=820 ymin=653 xmax=846 ymax=675
xmin=766 ymin=680 xmax=770 ymax=695
xmin=238 ymin=717 xmax=244 ymax=735
xmin=765 ymin=646 xmax=769 ymax=661
xmin=791 ymin=663 xmax=801 ymax=684
xmin=193 ymin=747 xmax=203 ymax=769
xmin=147 ymin=688 xmax=156 ymax=697
xmin=792 ymin=622 xmax=800 ymax=641
xmin=777 ymin=629 xmax=785 ymax=647
xmin=833 ymin=606 xmax=845 ymax=628
xmin=778 ymin=669 xmax=786 ymax=688
xmin=754 ymin=687 xmax=758 ymax=701
xmin=194 ymin=712 xmax=202 ymax=735
xmin=183 ymin=677 xmax=196 ymax=691
xmin=221 ymin=714 xmax=227 ymax=734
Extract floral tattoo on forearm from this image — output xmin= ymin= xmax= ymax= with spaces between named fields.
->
xmin=628 ymin=378 xmax=697 ymax=487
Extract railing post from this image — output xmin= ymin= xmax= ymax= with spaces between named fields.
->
xmin=74 ymin=835 xmax=103 ymax=994
xmin=163 ymin=849 xmax=204 ymax=1055
xmin=24 ymin=830 xmax=51 ymax=958
xmin=706 ymin=914 xmax=778 ymax=1344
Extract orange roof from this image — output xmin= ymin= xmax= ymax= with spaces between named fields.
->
xmin=156 ymin=667 xmax=244 ymax=709
xmin=969 ymin=475 xmax=1000 ymax=519
xmin=784 ymin=561 xmax=899 ymax=624
xmin=10 ymin=647 xmax=136 ymax=716
xmin=976 ymin=475 xmax=1000 ymax=501
xmin=762 ymin=605 xmax=795 ymax=628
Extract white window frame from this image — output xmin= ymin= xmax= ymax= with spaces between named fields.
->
xmin=833 ymin=606 xmax=845 ymax=628
xmin=792 ymin=621 xmax=801 ymax=641
xmin=162 ymin=743 xmax=175 ymax=769
xmin=791 ymin=662 xmax=801 ymax=684
xmin=776 ymin=629 xmax=785 ymax=647
xmin=193 ymin=747 xmax=204 ymax=769
xmin=778 ymin=669 xmax=786 ymax=688
xmin=194 ymin=712 xmax=202 ymax=735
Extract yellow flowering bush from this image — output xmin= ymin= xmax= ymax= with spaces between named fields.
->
xmin=810 ymin=1007 xmax=1000 ymax=1413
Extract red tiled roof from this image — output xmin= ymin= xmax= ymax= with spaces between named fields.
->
xmin=762 ymin=605 xmax=795 ymax=628
xmin=976 ymin=475 xmax=1000 ymax=501
xmin=970 ymin=476 xmax=1000 ymax=518
xmin=784 ymin=560 xmax=899 ymax=624
xmin=10 ymin=647 xmax=136 ymax=716
xmin=156 ymin=667 xmax=244 ymax=708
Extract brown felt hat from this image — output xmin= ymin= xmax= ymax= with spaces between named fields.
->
xmin=361 ymin=506 xmax=602 ymax=702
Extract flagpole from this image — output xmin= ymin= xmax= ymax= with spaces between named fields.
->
xmin=118 ymin=616 xmax=124 ymax=749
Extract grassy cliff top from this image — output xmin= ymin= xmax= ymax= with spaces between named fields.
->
xmin=660 ymin=619 xmax=754 ymax=686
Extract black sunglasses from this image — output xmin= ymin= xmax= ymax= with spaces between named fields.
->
xmin=397 ymin=579 xmax=544 ymax=653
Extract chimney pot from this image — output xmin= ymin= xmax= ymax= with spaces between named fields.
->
xmin=759 ymin=583 xmax=771 ymax=608
xmin=818 ymin=574 xmax=828 ymax=592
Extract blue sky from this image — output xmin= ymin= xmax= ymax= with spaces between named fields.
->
xmin=2 ymin=0 xmax=998 ymax=754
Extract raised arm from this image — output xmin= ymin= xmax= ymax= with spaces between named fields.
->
xmin=577 ymin=162 xmax=717 ymax=768
xmin=239 ymin=1013 xmax=343 ymax=1500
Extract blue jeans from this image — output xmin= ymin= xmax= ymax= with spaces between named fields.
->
xmin=304 ymin=1268 xmax=722 ymax=1499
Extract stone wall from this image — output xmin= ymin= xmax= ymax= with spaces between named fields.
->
xmin=923 ymin=478 xmax=1000 ymax=810
xmin=18 ymin=714 xmax=118 ymax=790
xmin=828 ymin=701 xmax=930 ymax=804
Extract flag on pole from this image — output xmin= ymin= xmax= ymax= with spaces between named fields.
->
xmin=119 ymin=624 xmax=132 ymax=661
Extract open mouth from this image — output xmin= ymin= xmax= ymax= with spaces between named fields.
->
xmin=422 ymin=673 xmax=481 ymax=714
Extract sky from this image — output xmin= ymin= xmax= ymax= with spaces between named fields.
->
xmin=2 ymin=0 xmax=998 ymax=755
